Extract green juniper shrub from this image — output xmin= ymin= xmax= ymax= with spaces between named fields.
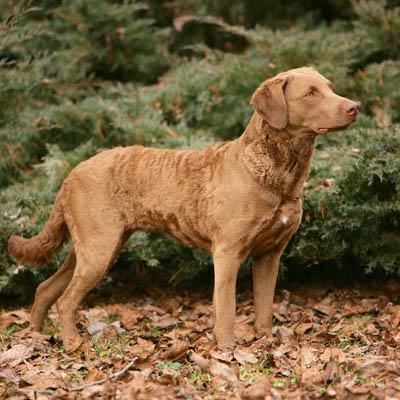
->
xmin=0 ymin=0 xmax=399 ymax=298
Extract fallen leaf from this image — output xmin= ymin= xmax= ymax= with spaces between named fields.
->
xmin=234 ymin=347 xmax=258 ymax=365
xmin=154 ymin=315 xmax=177 ymax=329
xmin=320 ymin=347 xmax=346 ymax=362
xmin=210 ymin=349 xmax=234 ymax=363
xmin=81 ymin=308 xmax=108 ymax=323
xmin=82 ymin=384 xmax=106 ymax=398
xmin=129 ymin=338 xmax=155 ymax=360
xmin=313 ymin=302 xmax=333 ymax=315
xmin=160 ymin=340 xmax=188 ymax=361
xmin=0 ymin=309 xmax=30 ymax=331
xmin=190 ymin=352 xmax=237 ymax=383
xmin=85 ymin=367 xmax=107 ymax=384
xmin=0 ymin=368 xmax=20 ymax=382
xmin=236 ymin=323 xmax=257 ymax=342
xmin=22 ymin=363 xmax=63 ymax=390
xmin=0 ymin=344 xmax=33 ymax=367
xmin=295 ymin=322 xmax=313 ymax=335
xmin=301 ymin=365 xmax=323 ymax=384
xmin=121 ymin=310 xmax=144 ymax=330
xmin=87 ymin=321 xmax=108 ymax=338
xmin=299 ymin=345 xmax=317 ymax=367
xmin=129 ymin=376 xmax=148 ymax=400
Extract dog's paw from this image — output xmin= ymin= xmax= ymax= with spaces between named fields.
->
xmin=254 ymin=326 xmax=273 ymax=338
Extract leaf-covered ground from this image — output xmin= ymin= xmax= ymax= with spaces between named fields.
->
xmin=1 ymin=280 xmax=400 ymax=399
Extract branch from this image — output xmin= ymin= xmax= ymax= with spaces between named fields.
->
xmin=69 ymin=357 xmax=138 ymax=392
xmin=9 ymin=388 xmax=56 ymax=396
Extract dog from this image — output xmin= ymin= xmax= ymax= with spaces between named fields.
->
xmin=8 ymin=67 xmax=359 ymax=352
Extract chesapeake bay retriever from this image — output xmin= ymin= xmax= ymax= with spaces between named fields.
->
xmin=8 ymin=67 xmax=359 ymax=352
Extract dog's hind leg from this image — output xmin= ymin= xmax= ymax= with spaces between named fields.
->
xmin=56 ymin=225 xmax=126 ymax=353
xmin=30 ymin=248 xmax=76 ymax=332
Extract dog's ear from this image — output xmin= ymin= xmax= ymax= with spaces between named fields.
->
xmin=250 ymin=77 xmax=288 ymax=129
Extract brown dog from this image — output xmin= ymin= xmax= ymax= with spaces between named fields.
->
xmin=8 ymin=67 xmax=359 ymax=352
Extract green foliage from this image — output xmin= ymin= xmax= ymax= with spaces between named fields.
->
xmin=0 ymin=0 xmax=399 ymax=297
xmin=289 ymin=128 xmax=400 ymax=274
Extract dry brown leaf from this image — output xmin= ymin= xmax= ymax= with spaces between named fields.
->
xmin=320 ymin=347 xmax=346 ymax=363
xmin=315 ymin=331 xmax=339 ymax=345
xmin=141 ymin=304 xmax=165 ymax=316
xmin=272 ymin=342 xmax=293 ymax=359
xmin=359 ymin=360 xmax=394 ymax=378
xmin=346 ymin=385 xmax=371 ymax=395
xmin=85 ymin=367 xmax=107 ymax=384
xmin=0 ymin=368 xmax=20 ymax=382
xmin=240 ymin=386 xmax=267 ymax=400
xmin=154 ymin=315 xmax=177 ymax=329
xmin=364 ymin=323 xmax=379 ymax=336
xmin=121 ymin=310 xmax=144 ymax=330
xmin=274 ymin=326 xmax=295 ymax=344
xmin=81 ymin=307 xmax=108 ymax=323
xmin=384 ymin=330 xmax=396 ymax=346
xmin=190 ymin=352 xmax=238 ymax=383
xmin=234 ymin=347 xmax=258 ymax=365
xmin=210 ymin=349 xmax=234 ymax=363
xmin=313 ymin=302 xmax=333 ymax=316
xmin=299 ymin=345 xmax=317 ymax=367
xmin=295 ymin=322 xmax=313 ymax=335
xmin=160 ymin=340 xmax=188 ymax=361
xmin=82 ymin=384 xmax=106 ymax=399
xmin=301 ymin=365 xmax=323 ymax=384
xmin=236 ymin=323 xmax=257 ymax=342
xmin=22 ymin=363 xmax=63 ymax=390
xmin=129 ymin=338 xmax=155 ymax=360
xmin=129 ymin=376 xmax=149 ymax=400
xmin=0 ymin=344 xmax=33 ymax=367
xmin=87 ymin=320 xmax=108 ymax=338
xmin=0 ymin=309 xmax=30 ymax=331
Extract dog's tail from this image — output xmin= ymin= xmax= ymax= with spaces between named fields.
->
xmin=8 ymin=186 xmax=69 ymax=266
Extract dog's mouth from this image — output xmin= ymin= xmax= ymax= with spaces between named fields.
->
xmin=316 ymin=115 xmax=358 ymax=134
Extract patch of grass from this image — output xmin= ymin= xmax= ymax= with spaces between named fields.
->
xmin=155 ymin=361 xmax=183 ymax=374
xmin=354 ymin=370 xmax=369 ymax=385
xmin=90 ymin=337 xmax=127 ymax=359
xmin=66 ymin=367 xmax=88 ymax=383
xmin=0 ymin=322 xmax=29 ymax=336
xmin=273 ymin=379 xmax=285 ymax=388
xmin=240 ymin=362 xmax=272 ymax=383
xmin=148 ymin=326 xmax=162 ymax=337
xmin=188 ymin=364 xmax=211 ymax=387
xmin=107 ymin=315 xmax=121 ymax=323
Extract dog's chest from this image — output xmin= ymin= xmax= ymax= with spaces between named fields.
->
xmin=250 ymin=201 xmax=302 ymax=255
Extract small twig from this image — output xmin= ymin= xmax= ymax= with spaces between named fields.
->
xmin=69 ymin=357 xmax=138 ymax=392
xmin=9 ymin=388 xmax=56 ymax=396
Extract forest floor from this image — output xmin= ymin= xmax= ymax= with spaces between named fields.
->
xmin=1 ymin=279 xmax=400 ymax=399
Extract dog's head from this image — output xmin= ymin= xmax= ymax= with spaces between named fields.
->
xmin=250 ymin=67 xmax=360 ymax=134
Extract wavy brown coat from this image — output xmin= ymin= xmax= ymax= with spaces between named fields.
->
xmin=8 ymin=67 xmax=360 ymax=352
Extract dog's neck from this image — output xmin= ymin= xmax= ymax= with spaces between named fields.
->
xmin=238 ymin=113 xmax=317 ymax=200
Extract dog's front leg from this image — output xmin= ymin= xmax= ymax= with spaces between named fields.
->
xmin=212 ymin=249 xmax=242 ymax=349
xmin=253 ymin=248 xmax=283 ymax=337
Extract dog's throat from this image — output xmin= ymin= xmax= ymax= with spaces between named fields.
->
xmin=240 ymin=132 xmax=315 ymax=198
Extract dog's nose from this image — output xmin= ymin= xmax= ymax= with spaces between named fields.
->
xmin=343 ymin=101 xmax=360 ymax=116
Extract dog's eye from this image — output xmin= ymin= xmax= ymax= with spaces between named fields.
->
xmin=305 ymin=91 xmax=314 ymax=97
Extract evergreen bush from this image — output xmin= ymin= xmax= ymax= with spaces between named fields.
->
xmin=0 ymin=0 xmax=399 ymax=297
